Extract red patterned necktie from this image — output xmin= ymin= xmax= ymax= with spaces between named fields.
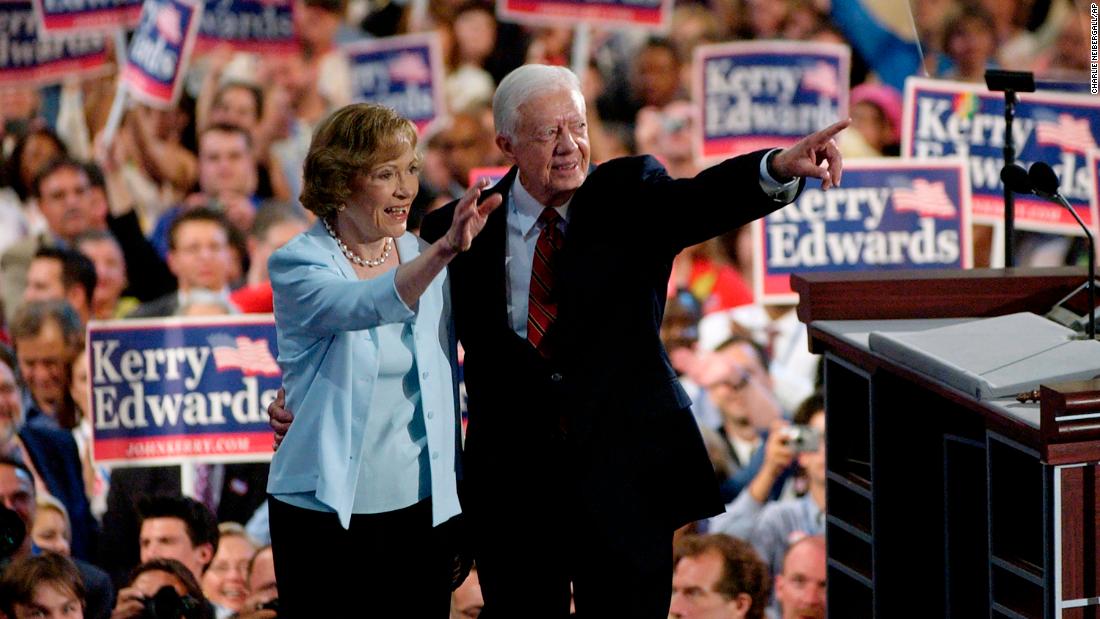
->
xmin=528 ymin=208 xmax=564 ymax=355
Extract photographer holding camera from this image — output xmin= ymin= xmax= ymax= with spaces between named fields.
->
xmin=110 ymin=558 xmax=211 ymax=619
xmin=708 ymin=393 xmax=827 ymax=577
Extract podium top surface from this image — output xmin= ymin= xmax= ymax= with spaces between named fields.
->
xmin=814 ymin=318 xmax=1043 ymax=430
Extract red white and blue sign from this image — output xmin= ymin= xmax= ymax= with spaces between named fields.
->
xmin=0 ymin=0 xmax=109 ymax=84
xmin=122 ymin=0 xmax=202 ymax=107
xmin=902 ymin=76 xmax=1100 ymax=235
xmin=88 ymin=315 xmax=279 ymax=466
xmin=31 ymin=0 xmax=141 ymax=34
xmin=496 ymin=0 xmax=670 ymax=30
xmin=344 ymin=32 xmax=445 ymax=134
xmin=753 ymin=159 xmax=973 ymax=304
xmin=195 ymin=0 xmax=295 ymax=54
xmin=694 ymin=41 xmax=850 ymax=163
xmin=1085 ymin=150 xmax=1100 ymax=237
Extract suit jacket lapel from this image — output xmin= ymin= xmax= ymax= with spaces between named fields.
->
xmin=463 ymin=167 xmax=516 ymax=333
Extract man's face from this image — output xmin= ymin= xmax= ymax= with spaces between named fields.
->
xmin=796 ymin=411 xmax=826 ymax=488
xmin=699 ymin=343 xmax=776 ymax=439
xmin=139 ymin=517 xmax=212 ymax=581
xmin=37 ymin=167 xmax=92 ymax=242
xmin=15 ymin=318 xmax=72 ymax=413
xmin=0 ymin=361 xmax=24 ymax=444
xmin=497 ymin=87 xmax=590 ymax=207
xmin=450 ymin=568 xmax=483 ymax=618
xmin=167 ymin=221 xmax=232 ymax=292
xmin=12 ymin=582 xmax=83 ymax=619
xmin=77 ymin=237 xmax=128 ymax=314
xmin=198 ymin=130 xmax=256 ymax=199
xmin=247 ymin=547 xmax=278 ymax=605
xmin=669 ymin=551 xmax=748 ymax=619
xmin=23 ymin=257 xmax=66 ymax=305
xmin=776 ymin=541 xmax=827 ymax=619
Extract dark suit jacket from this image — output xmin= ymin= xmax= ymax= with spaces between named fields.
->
xmin=126 ymin=292 xmax=179 ymax=318
xmin=421 ymin=152 xmax=801 ymax=544
xmin=19 ymin=425 xmax=98 ymax=562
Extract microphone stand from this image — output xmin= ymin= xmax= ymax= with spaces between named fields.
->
xmin=1002 ymin=91 xmax=1017 ymax=267
xmin=1043 ymin=192 xmax=1096 ymax=339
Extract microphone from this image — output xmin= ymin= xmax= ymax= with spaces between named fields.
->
xmin=1027 ymin=162 xmax=1095 ymax=339
xmin=1000 ymin=163 xmax=1033 ymax=195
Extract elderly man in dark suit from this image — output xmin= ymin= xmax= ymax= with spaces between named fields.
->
xmin=272 ymin=64 xmax=848 ymax=617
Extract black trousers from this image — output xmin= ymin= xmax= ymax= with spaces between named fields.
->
xmin=466 ymin=444 xmax=675 ymax=619
xmin=269 ymin=496 xmax=454 ymax=618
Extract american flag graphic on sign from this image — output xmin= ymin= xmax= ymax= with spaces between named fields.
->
xmin=892 ymin=179 xmax=957 ymax=219
xmin=800 ymin=61 xmax=838 ymax=97
xmin=1036 ymin=114 xmax=1097 ymax=154
xmin=155 ymin=4 xmax=183 ymax=45
xmin=207 ymin=334 xmax=280 ymax=376
xmin=389 ymin=52 xmax=431 ymax=83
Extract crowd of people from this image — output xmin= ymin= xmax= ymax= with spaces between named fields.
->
xmin=0 ymin=0 xmax=1089 ymax=615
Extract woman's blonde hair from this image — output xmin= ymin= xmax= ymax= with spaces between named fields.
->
xmin=300 ymin=103 xmax=419 ymax=219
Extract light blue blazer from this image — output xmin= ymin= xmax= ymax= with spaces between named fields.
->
xmin=267 ymin=222 xmax=461 ymax=529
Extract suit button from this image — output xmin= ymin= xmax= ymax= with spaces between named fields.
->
xmin=550 ymin=372 xmax=563 ymax=382
xmin=426 ymin=410 xmax=434 ymax=420
xmin=431 ymin=451 xmax=439 ymax=460
xmin=421 ymin=371 xmax=430 ymax=379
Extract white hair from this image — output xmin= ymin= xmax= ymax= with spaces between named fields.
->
xmin=493 ymin=64 xmax=583 ymax=139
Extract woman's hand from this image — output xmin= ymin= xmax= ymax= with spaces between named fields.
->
xmin=441 ymin=177 xmax=503 ymax=255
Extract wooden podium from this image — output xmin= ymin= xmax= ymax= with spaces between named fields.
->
xmin=792 ymin=267 xmax=1100 ymax=619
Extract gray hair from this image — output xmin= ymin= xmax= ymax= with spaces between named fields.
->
xmin=493 ymin=65 xmax=584 ymax=139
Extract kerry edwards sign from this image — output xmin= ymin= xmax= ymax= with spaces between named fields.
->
xmin=195 ymin=0 xmax=295 ymax=54
xmin=902 ymin=77 xmax=1100 ymax=235
xmin=754 ymin=159 xmax=972 ymax=304
xmin=121 ymin=0 xmax=201 ymax=107
xmin=88 ymin=315 xmax=278 ymax=466
xmin=496 ymin=0 xmax=670 ymax=30
xmin=694 ymin=41 xmax=849 ymax=162
xmin=32 ymin=0 xmax=141 ymax=33
xmin=344 ymin=32 xmax=444 ymax=133
xmin=0 ymin=0 xmax=109 ymax=84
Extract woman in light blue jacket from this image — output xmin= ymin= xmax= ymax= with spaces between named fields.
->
xmin=266 ymin=103 xmax=500 ymax=617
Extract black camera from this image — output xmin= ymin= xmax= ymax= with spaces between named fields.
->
xmin=0 ymin=505 xmax=26 ymax=568
xmin=141 ymin=585 xmax=204 ymax=619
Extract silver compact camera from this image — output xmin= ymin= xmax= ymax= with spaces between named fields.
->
xmin=782 ymin=425 xmax=820 ymax=453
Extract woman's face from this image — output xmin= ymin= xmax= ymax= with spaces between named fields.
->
xmin=20 ymin=133 xmax=62 ymax=188
xmin=32 ymin=508 xmax=71 ymax=556
xmin=201 ymin=535 xmax=255 ymax=611
xmin=342 ymin=142 xmax=420 ymax=241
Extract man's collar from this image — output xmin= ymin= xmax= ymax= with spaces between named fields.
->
xmin=510 ymin=177 xmax=571 ymax=237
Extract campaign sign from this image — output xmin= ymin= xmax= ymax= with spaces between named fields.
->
xmin=902 ymin=76 xmax=1100 ymax=235
xmin=32 ymin=0 xmax=141 ymax=34
xmin=1085 ymin=150 xmax=1100 ymax=238
xmin=468 ymin=166 xmax=510 ymax=189
xmin=496 ymin=0 xmax=670 ymax=30
xmin=695 ymin=41 xmax=849 ymax=163
xmin=0 ymin=0 xmax=109 ymax=84
xmin=753 ymin=159 xmax=972 ymax=304
xmin=122 ymin=0 xmax=201 ymax=107
xmin=89 ymin=315 xmax=279 ymax=466
xmin=344 ymin=32 xmax=444 ymax=133
xmin=195 ymin=0 xmax=295 ymax=54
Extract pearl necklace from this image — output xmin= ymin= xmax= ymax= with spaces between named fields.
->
xmin=323 ymin=216 xmax=393 ymax=268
